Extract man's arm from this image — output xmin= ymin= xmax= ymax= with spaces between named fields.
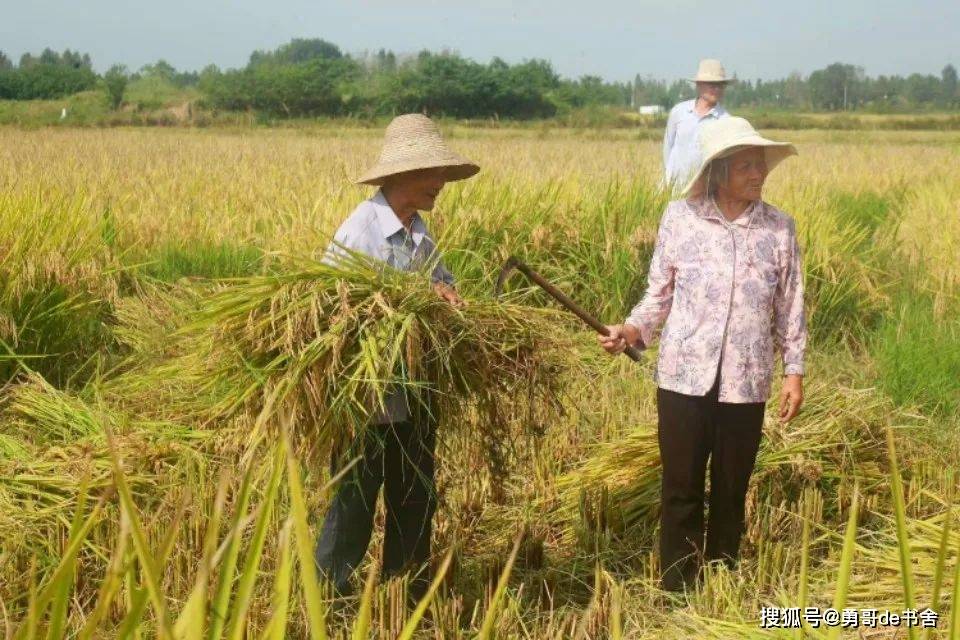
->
xmin=662 ymin=105 xmax=679 ymax=172
xmin=431 ymin=260 xmax=455 ymax=287
xmin=423 ymin=235 xmax=464 ymax=306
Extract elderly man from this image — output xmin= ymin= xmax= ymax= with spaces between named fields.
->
xmin=662 ymin=59 xmax=733 ymax=192
xmin=315 ymin=113 xmax=479 ymax=601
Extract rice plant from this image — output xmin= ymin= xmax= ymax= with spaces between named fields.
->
xmin=1 ymin=125 xmax=958 ymax=638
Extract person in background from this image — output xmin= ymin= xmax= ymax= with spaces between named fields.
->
xmin=316 ymin=113 xmax=479 ymax=601
xmin=662 ymin=59 xmax=734 ymax=192
xmin=603 ymin=116 xmax=806 ymax=594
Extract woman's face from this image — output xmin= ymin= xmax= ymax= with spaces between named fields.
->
xmin=719 ymin=147 xmax=768 ymax=201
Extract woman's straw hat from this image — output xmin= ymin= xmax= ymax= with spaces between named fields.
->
xmin=355 ymin=113 xmax=480 ymax=186
xmin=681 ymin=116 xmax=798 ymax=197
xmin=688 ymin=58 xmax=734 ymax=83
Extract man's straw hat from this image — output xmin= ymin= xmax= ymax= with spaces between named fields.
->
xmin=355 ymin=113 xmax=480 ymax=186
xmin=681 ymin=117 xmax=797 ymax=197
xmin=688 ymin=58 xmax=734 ymax=83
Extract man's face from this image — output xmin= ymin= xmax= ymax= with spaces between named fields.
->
xmin=389 ymin=167 xmax=449 ymax=211
xmin=722 ymin=147 xmax=768 ymax=201
xmin=697 ymin=81 xmax=726 ymax=105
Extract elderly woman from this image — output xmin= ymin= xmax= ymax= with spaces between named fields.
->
xmin=600 ymin=116 xmax=807 ymax=594
xmin=316 ymin=113 xmax=479 ymax=600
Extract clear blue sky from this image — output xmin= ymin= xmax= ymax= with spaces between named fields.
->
xmin=2 ymin=0 xmax=955 ymax=81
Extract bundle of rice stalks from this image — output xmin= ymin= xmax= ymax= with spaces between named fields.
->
xmin=0 ymin=374 xmax=209 ymax=547
xmin=0 ymin=192 xmax=119 ymax=386
xmin=4 ymin=372 xmax=209 ymax=449
xmin=106 ymin=251 xmax=571 ymax=468
xmin=554 ymin=373 xmax=946 ymax=543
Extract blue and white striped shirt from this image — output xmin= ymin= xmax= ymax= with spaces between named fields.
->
xmin=662 ymin=99 xmax=729 ymax=192
xmin=325 ymin=189 xmax=454 ymax=424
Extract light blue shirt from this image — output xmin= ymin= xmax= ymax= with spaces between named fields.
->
xmin=662 ymin=99 xmax=729 ymax=192
xmin=324 ymin=189 xmax=454 ymax=424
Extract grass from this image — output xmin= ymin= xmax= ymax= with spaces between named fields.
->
xmin=122 ymin=76 xmax=200 ymax=111
xmin=0 ymin=124 xmax=958 ymax=637
xmin=6 ymin=88 xmax=960 ymax=131
xmin=873 ymin=290 xmax=960 ymax=416
xmin=135 ymin=241 xmax=265 ymax=282
xmin=0 ymin=91 xmax=111 ymax=127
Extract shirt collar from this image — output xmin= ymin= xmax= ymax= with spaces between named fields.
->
xmin=687 ymin=99 xmax=724 ymax=119
xmin=371 ymin=189 xmax=426 ymax=246
xmin=688 ymin=195 xmax=763 ymax=227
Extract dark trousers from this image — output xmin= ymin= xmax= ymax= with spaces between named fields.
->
xmin=656 ymin=368 xmax=766 ymax=592
xmin=314 ymin=417 xmax=437 ymax=599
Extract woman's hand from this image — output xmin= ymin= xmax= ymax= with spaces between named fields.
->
xmin=779 ymin=374 xmax=804 ymax=422
xmin=598 ymin=323 xmax=640 ymax=355
xmin=433 ymin=281 xmax=466 ymax=308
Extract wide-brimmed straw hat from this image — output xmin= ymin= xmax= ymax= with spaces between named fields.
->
xmin=688 ymin=58 xmax=734 ymax=83
xmin=355 ymin=113 xmax=480 ymax=186
xmin=681 ymin=117 xmax=797 ymax=197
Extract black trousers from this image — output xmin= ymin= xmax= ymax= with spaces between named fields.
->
xmin=656 ymin=368 xmax=766 ymax=592
xmin=314 ymin=416 xmax=437 ymax=599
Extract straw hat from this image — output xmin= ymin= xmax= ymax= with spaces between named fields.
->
xmin=355 ymin=113 xmax=480 ymax=186
xmin=681 ymin=117 xmax=797 ymax=197
xmin=688 ymin=58 xmax=734 ymax=83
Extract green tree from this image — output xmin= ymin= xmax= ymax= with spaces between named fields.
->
xmin=19 ymin=48 xmax=92 ymax=70
xmin=140 ymin=60 xmax=177 ymax=80
xmin=782 ymin=71 xmax=809 ymax=109
xmin=905 ymin=73 xmax=941 ymax=106
xmin=15 ymin=64 xmax=97 ymax=99
xmin=38 ymin=48 xmax=60 ymax=66
xmin=103 ymin=64 xmax=129 ymax=109
xmin=942 ymin=64 xmax=958 ymax=107
xmin=0 ymin=66 xmax=20 ymax=99
xmin=60 ymin=49 xmax=92 ymax=69
xmin=201 ymin=56 xmax=359 ymax=116
xmin=248 ymin=38 xmax=343 ymax=67
xmin=809 ymin=63 xmax=864 ymax=110
xmin=374 ymin=48 xmax=397 ymax=72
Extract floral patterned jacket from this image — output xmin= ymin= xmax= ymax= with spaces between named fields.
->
xmin=624 ymin=196 xmax=807 ymax=403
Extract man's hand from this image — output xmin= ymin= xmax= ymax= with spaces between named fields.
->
xmin=433 ymin=281 xmax=466 ymax=308
xmin=779 ymin=374 xmax=804 ymax=422
xmin=598 ymin=323 xmax=641 ymax=355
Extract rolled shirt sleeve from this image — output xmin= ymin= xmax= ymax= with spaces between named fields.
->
xmin=774 ymin=218 xmax=807 ymax=375
xmin=430 ymin=259 xmax=455 ymax=287
xmin=419 ymin=233 xmax=455 ymax=286
xmin=623 ymin=206 xmax=676 ymax=349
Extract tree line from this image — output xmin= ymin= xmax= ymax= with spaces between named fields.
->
xmin=0 ymin=40 xmax=957 ymax=117
xmin=0 ymin=48 xmax=98 ymax=100
xmin=634 ymin=63 xmax=959 ymax=112
xmin=197 ymin=39 xmax=632 ymax=119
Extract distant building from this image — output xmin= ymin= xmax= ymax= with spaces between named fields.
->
xmin=638 ymin=105 xmax=665 ymax=116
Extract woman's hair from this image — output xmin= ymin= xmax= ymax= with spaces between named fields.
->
xmin=703 ymin=156 xmax=730 ymax=196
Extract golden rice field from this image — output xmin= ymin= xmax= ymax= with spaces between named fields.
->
xmin=1 ymin=124 xmax=960 ymax=639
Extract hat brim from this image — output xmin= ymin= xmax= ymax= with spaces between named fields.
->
xmin=681 ymin=138 xmax=798 ymax=198
xmin=688 ymin=77 xmax=735 ymax=84
xmin=355 ymin=155 xmax=480 ymax=186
